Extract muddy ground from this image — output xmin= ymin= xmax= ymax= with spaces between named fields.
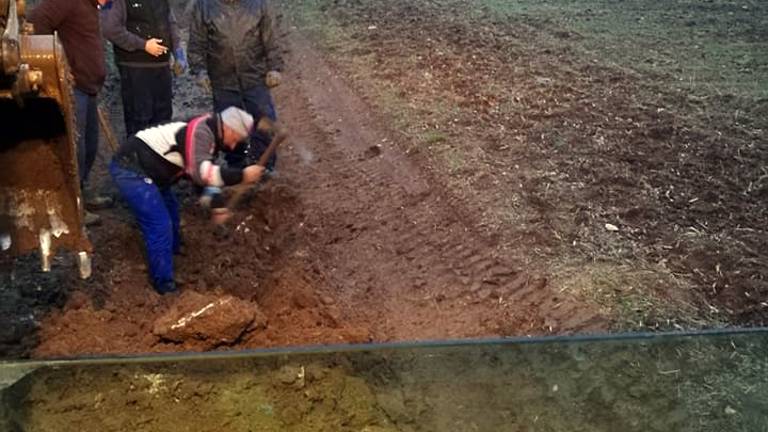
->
xmin=3 ymin=332 xmax=767 ymax=431
xmin=1 ymin=0 xmax=767 ymax=359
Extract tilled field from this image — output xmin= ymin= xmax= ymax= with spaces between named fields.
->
xmin=1 ymin=0 xmax=766 ymax=359
xmin=283 ymin=0 xmax=768 ymax=327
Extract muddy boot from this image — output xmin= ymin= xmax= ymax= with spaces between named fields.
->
xmin=155 ymin=281 xmax=178 ymax=295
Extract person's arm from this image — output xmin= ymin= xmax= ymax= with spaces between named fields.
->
xmin=187 ymin=0 xmax=207 ymax=75
xmin=100 ymin=0 xmax=146 ymax=51
xmin=190 ymin=125 xmax=244 ymax=188
xmin=28 ymin=0 xmax=69 ymax=35
xmin=169 ymin=9 xmax=181 ymax=52
xmin=169 ymin=9 xmax=187 ymax=72
xmin=260 ymin=0 xmax=283 ymax=72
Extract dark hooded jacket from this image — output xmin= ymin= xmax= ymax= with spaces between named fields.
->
xmin=188 ymin=0 xmax=283 ymax=91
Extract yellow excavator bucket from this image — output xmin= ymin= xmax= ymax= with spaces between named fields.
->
xmin=0 ymin=0 xmax=91 ymax=277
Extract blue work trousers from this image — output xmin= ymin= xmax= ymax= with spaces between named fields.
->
xmin=74 ymin=89 xmax=100 ymax=186
xmin=213 ymin=85 xmax=277 ymax=170
xmin=109 ymin=161 xmax=180 ymax=290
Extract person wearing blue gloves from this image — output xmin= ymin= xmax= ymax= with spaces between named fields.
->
xmin=109 ymin=107 xmax=264 ymax=294
xmin=101 ymin=0 xmax=186 ymax=136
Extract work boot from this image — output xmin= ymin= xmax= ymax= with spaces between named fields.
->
xmin=154 ymin=281 xmax=178 ymax=295
xmin=84 ymin=193 xmax=115 ymax=211
xmin=83 ymin=210 xmax=102 ymax=227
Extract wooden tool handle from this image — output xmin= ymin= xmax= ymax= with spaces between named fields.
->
xmin=224 ymin=123 xmax=288 ymax=211
xmin=97 ymin=105 xmax=120 ymax=153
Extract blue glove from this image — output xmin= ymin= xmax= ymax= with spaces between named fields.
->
xmin=174 ymin=48 xmax=188 ymax=73
xmin=198 ymin=186 xmax=221 ymax=208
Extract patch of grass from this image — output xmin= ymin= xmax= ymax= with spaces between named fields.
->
xmin=286 ymin=0 xmax=352 ymax=50
xmin=442 ymin=148 xmax=466 ymax=175
xmin=552 ymin=261 xmax=722 ymax=330
xmin=680 ymin=340 xmax=768 ymax=432
xmin=477 ymin=0 xmax=768 ymax=99
xmin=421 ymin=130 xmax=447 ymax=145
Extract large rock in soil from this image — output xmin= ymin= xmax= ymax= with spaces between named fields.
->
xmin=152 ymin=291 xmax=267 ymax=348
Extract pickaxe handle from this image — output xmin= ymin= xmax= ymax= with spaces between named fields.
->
xmin=97 ymin=105 xmax=120 ymax=153
xmin=225 ymin=120 xmax=288 ymax=210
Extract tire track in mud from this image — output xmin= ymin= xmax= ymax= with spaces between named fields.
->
xmin=277 ymin=32 xmax=607 ymax=339
xmin=3 ymin=21 xmax=606 ymax=360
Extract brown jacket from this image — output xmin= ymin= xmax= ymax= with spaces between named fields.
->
xmin=29 ymin=0 xmax=107 ymax=95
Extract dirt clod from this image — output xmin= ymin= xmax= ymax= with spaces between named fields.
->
xmin=152 ymin=291 xmax=267 ymax=348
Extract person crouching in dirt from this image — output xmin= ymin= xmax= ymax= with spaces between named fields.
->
xmin=109 ymin=107 xmax=264 ymax=294
xmin=188 ymin=0 xmax=283 ymax=177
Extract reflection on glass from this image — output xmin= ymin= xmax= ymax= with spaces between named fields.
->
xmin=1 ymin=330 xmax=767 ymax=431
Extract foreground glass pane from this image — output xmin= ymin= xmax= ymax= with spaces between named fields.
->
xmin=1 ymin=330 xmax=767 ymax=431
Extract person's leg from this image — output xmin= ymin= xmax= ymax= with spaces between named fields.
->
xmin=78 ymin=93 xmax=114 ymax=213
xmin=212 ymin=88 xmax=243 ymax=112
xmin=81 ymin=93 xmax=100 ymax=184
xmin=73 ymin=89 xmax=89 ymax=185
xmin=109 ymin=161 xmax=176 ymax=293
xmin=160 ymin=187 xmax=181 ymax=255
xmin=119 ymin=66 xmax=154 ymax=136
xmin=242 ymin=85 xmax=278 ymax=171
xmin=74 ymin=89 xmax=104 ymax=225
xmin=151 ymin=67 xmax=173 ymax=126
xmin=118 ymin=66 xmax=137 ymax=137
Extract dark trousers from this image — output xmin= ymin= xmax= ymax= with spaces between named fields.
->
xmin=109 ymin=160 xmax=180 ymax=290
xmin=119 ymin=65 xmax=173 ymax=137
xmin=213 ymin=85 xmax=277 ymax=170
xmin=74 ymin=88 xmax=99 ymax=186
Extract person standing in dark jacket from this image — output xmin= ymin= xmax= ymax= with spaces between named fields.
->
xmin=28 ymin=0 xmax=112 ymax=225
xmin=188 ymin=0 xmax=283 ymax=173
xmin=101 ymin=0 xmax=186 ymax=137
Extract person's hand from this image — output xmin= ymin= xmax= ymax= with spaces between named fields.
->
xmin=173 ymin=47 xmax=188 ymax=74
xmin=197 ymin=72 xmax=212 ymax=93
xmin=198 ymin=186 xmax=221 ymax=208
xmin=211 ymin=208 xmax=233 ymax=225
xmin=265 ymin=70 xmax=281 ymax=88
xmin=242 ymin=165 xmax=265 ymax=184
xmin=145 ymin=38 xmax=168 ymax=57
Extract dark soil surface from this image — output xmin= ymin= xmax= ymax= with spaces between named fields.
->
xmin=1 ymin=0 xmax=766 ymax=359
xmin=284 ymin=0 xmax=768 ymax=326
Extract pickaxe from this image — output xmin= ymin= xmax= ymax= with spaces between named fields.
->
xmin=213 ymin=118 xmax=288 ymax=224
